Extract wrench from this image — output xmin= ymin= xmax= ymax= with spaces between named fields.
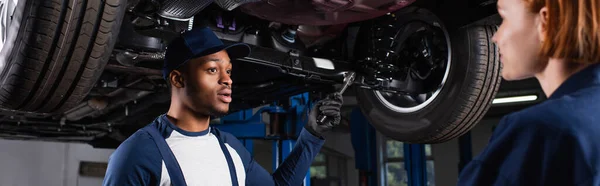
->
xmin=316 ymin=71 xmax=356 ymax=124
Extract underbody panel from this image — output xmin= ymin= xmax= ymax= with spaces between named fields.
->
xmin=240 ymin=0 xmax=416 ymax=25
xmin=227 ymin=40 xmax=353 ymax=111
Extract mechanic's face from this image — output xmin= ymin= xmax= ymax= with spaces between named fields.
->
xmin=181 ymin=50 xmax=233 ymax=116
xmin=493 ymin=0 xmax=546 ymax=81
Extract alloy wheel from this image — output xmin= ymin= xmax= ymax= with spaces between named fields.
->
xmin=375 ymin=20 xmax=452 ymax=113
xmin=0 ymin=0 xmax=17 ymax=52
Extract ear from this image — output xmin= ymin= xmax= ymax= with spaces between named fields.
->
xmin=537 ymin=6 xmax=549 ymax=42
xmin=169 ymin=70 xmax=185 ymax=88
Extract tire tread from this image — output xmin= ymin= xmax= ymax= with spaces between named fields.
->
xmin=429 ymin=25 xmax=501 ymax=143
xmin=0 ymin=0 xmax=126 ymax=113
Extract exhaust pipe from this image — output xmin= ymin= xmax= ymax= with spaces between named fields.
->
xmin=63 ymin=80 xmax=155 ymax=121
xmin=63 ymin=98 xmax=108 ymax=121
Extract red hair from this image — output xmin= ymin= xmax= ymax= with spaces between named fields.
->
xmin=524 ymin=0 xmax=600 ymax=64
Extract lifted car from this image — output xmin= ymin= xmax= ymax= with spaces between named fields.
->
xmin=0 ymin=0 xmax=501 ymax=148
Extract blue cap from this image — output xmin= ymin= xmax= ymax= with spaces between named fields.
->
xmin=163 ymin=27 xmax=251 ymax=80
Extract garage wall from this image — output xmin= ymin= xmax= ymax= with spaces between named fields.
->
xmin=431 ymin=117 xmax=500 ymax=186
xmin=252 ymin=139 xmax=275 ymax=172
xmin=432 ymin=137 xmax=460 ymax=185
xmin=0 ymin=139 xmax=114 ymax=186
xmin=250 ymin=131 xmax=359 ymax=186
xmin=0 ymin=140 xmax=68 ymax=186
xmin=0 ymin=131 xmax=358 ymax=186
xmin=64 ymin=143 xmax=115 ymax=186
xmin=323 ymin=132 xmax=359 ymax=186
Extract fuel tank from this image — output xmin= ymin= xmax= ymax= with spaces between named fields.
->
xmin=239 ymin=0 xmax=416 ymax=26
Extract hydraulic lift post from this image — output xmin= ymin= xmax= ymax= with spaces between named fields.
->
xmin=215 ymin=92 xmax=314 ymax=186
xmin=350 ymin=108 xmax=378 ymax=186
xmin=404 ymin=144 xmax=428 ymax=186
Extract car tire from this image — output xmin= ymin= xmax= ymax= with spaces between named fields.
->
xmin=0 ymin=0 xmax=126 ymax=113
xmin=355 ymin=7 xmax=501 ymax=144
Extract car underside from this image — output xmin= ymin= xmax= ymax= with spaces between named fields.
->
xmin=0 ymin=0 xmax=504 ymax=148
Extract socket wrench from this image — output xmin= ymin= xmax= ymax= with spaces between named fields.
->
xmin=316 ymin=71 xmax=356 ymax=124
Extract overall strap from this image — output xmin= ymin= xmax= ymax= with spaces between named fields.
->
xmin=142 ymin=125 xmax=187 ymax=186
xmin=211 ymin=127 xmax=240 ymax=186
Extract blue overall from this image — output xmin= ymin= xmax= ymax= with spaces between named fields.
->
xmin=102 ymin=114 xmax=325 ymax=186
xmin=458 ymin=63 xmax=600 ymax=185
xmin=143 ymin=124 xmax=238 ymax=186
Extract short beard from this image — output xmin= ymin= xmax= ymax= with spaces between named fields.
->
xmin=207 ymin=107 xmax=229 ymax=118
xmin=188 ymin=103 xmax=229 ymax=119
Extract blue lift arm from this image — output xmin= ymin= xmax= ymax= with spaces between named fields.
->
xmin=215 ymin=93 xmax=314 ymax=186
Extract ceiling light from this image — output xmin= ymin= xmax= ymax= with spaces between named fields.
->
xmin=492 ymin=95 xmax=538 ymax=104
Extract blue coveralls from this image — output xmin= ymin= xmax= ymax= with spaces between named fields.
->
xmin=102 ymin=114 xmax=324 ymax=186
xmin=458 ymin=63 xmax=600 ymax=185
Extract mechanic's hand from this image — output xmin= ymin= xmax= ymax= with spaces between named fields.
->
xmin=305 ymin=93 xmax=343 ymax=138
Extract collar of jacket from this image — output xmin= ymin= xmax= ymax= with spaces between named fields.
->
xmin=549 ymin=63 xmax=600 ymax=99
xmin=153 ymin=114 xmax=212 ymax=138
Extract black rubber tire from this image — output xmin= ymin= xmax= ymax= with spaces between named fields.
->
xmin=0 ymin=0 xmax=127 ymax=113
xmin=355 ymin=8 xmax=502 ymax=144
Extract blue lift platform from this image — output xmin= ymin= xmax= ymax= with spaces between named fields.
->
xmin=214 ymin=92 xmax=431 ymax=186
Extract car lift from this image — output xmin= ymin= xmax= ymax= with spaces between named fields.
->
xmin=214 ymin=92 xmax=430 ymax=186
xmin=214 ymin=92 xmax=315 ymax=186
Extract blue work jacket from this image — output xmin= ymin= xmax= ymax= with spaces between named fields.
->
xmin=458 ymin=63 xmax=600 ymax=185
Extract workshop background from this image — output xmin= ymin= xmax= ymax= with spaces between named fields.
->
xmin=0 ymin=0 xmax=548 ymax=185
xmin=0 ymin=78 xmax=542 ymax=186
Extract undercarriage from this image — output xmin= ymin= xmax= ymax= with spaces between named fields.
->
xmin=0 ymin=0 xmax=505 ymax=147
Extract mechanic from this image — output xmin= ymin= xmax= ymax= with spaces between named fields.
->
xmin=102 ymin=27 xmax=343 ymax=186
xmin=457 ymin=0 xmax=600 ymax=185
